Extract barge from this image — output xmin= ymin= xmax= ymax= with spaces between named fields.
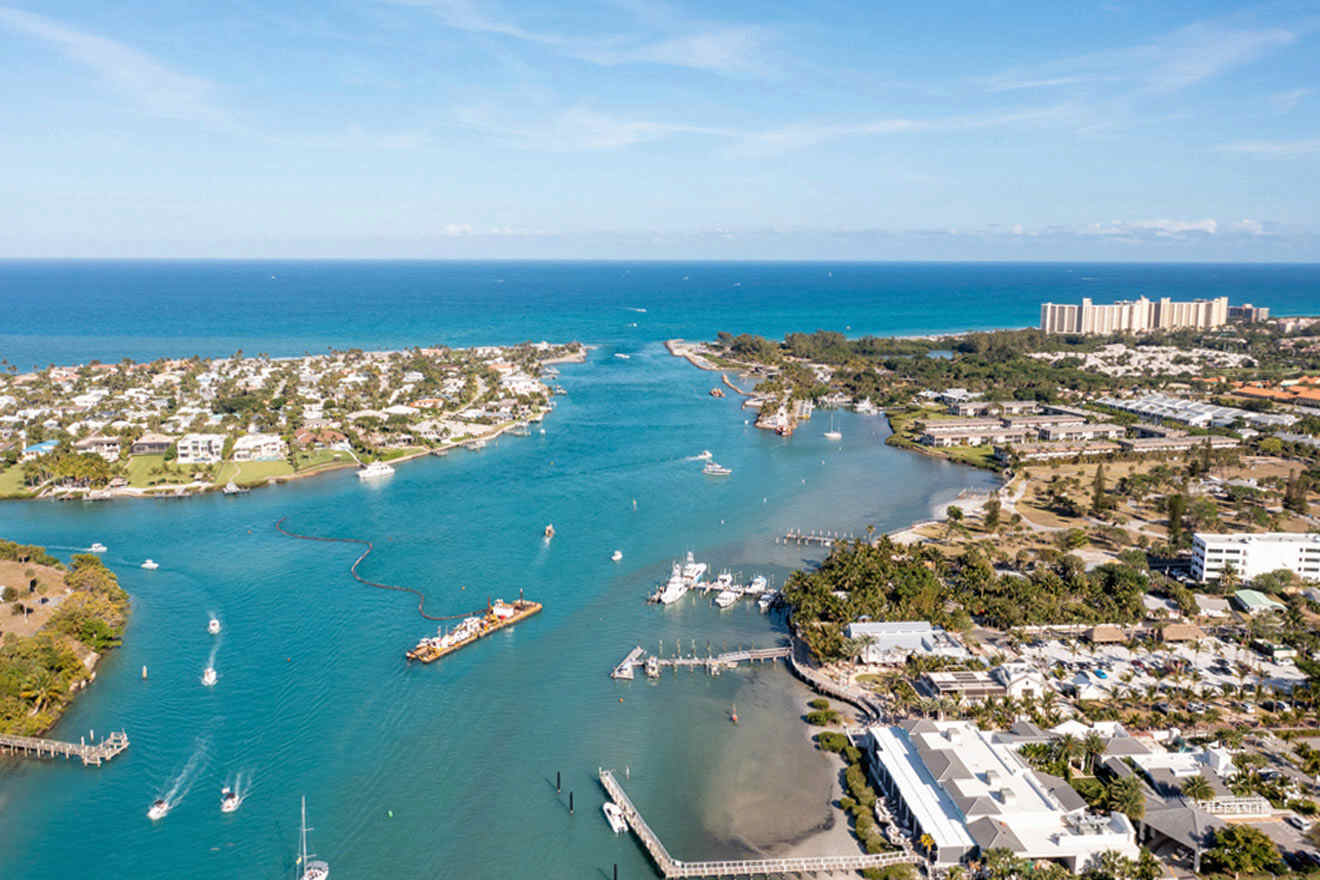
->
xmin=405 ymin=597 xmax=542 ymax=663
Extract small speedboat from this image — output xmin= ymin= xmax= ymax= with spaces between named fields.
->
xmin=141 ymin=559 xmax=159 ymax=570
xmin=147 ymin=799 xmax=169 ymax=821
xmin=202 ymin=666 xmax=217 ymax=687
xmin=603 ymin=801 xmax=628 ymax=834
xmin=220 ymin=787 xmax=240 ymax=813
xmin=702 ymin=462 xmax=732 ymax=476
xmin=611 ymin=550 xmax=623 ymax=562
xmin=544 ymin=523 xmax=556 ymax=540
xmin=746 ymin=575 xmax=768 ymax=594
xmin=89 ymin=542 xmax=107 ymax=553
xmin=208 ymin=617 xmax=221 ymax=635
xmin=758 ymin=592 xmax=774 ymax=612
xmin=715 ymin=589 xmax=739 ymax=609
xmin=613 ymin=353 xmax=631 ymax=360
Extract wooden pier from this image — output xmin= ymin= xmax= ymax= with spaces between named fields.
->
xmin=599 ymin=768 xmax=915 ymax=878
xmin=611 ymin=645 xmax=790 ymax=679
xmin=777 ymin=529 xmax=856 ymax=548
xmin=0 ymin=730 xmax=129 ymax=766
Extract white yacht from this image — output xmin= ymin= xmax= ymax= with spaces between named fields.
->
xmin=201 ymin=666 xmax=217 ymax=687
xmin=147 ymin=798 xmax=169 ymax=821
xmin=603 ymin=801 xmax=628 ymax=834
xmin=208 ymin=617 xmax=221 ymax=635
xmin=656 ymin=563 xmax=688 ymax=605
xmin=220 ymin=787 xmax=240 ymax=813
xmin=299 ymin=796 xmax=330 ymax=880
xmin=824 ymin=411 xmax=842 ymax=441
xmin=758 ymin=591 xmax=776 ymax=612
xmin=140 ymin=559 xmax=159 ymax=570
xmin=222 ymin=481 xmax=248 ymax=495
xmin=357 ymin=460 xmax=395 ymax=481
xmin=680 ymin=551 xmax=707 ymax=583
xmin=611 ymin=550 xmax=623 ymax=562
xmin=746 ymin=575 xmax=768 ymax=594
xmin=702 ymin=461 xmax=732 ymax=476
xmin=715 ymin=589 xmax=739 ymax=609
xmin=89 ymin=542 xmax=107 ymax=553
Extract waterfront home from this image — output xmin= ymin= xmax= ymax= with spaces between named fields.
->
xmin=130 ymin=431 xmax=175 ymax=455
xmin=177 ymin=433 xmax=226 ymax=464
xmin=231 ymin=433 xmax=287 ymax=462
xmin=293 ymin=428 xmax=346 ymax=449
xmin=73 ymin=434 xmax=121 ymax=462
xmin=845 ymin=621 xmax=969 ymax=665
xmin=21 ymin=440 xmax=58 ymax=461
xmin=867 ymin=720 xmax=1139 ymax=870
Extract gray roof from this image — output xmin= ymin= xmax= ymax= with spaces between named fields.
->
xmin=1038 ymin=773 xmax=1089 ymax=813
xmin=1103 ymin=736 xmax=1152 ymax=758
xmin=967 ymin=816 xmax=1026 ymax=852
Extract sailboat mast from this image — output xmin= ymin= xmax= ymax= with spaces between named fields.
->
xmin=300 ymin=796 xmax=309 ymax=868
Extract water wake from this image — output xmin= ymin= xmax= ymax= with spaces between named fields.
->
xmin=158 ymin=737 xmax=210 ymax=809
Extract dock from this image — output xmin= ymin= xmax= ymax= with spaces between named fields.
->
xmin=599 ymin=768 xmax=915 ymax=878
xmin=0 ymin=730 xmax=129 ymax=766
xmin=611 ymin=645 xmax=790 ymax=679
xmin=777 ymin=529 xmax=857 ymax=548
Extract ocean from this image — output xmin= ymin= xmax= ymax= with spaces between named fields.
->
xmin=0 ymin=261 xmax=1314 ymax=879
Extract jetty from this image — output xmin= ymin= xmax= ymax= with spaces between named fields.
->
xmin=720 ymin=373 xmax=752 ymax=397
xmin=599 ymin=768 xmax=915 ymax=878
xmin=777 ymin=529 xmax=857 ymax=547
xmin=611 ymin=645 xmax=790 ymax=679
xmin=0 ymin=730 xmax=129 ymax=766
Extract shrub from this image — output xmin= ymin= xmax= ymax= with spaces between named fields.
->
xmin=808 ymin=697 xmax=830 ymax=710
xmin=805 ymin=709 xmax=840 ymax=726
xmin=843 ymin=745 xmax=862 ymax=764
xmin=817 ymin=731 xmax=848 ymax=752
xmin=839 ymin=796 xmax=856 ymax=812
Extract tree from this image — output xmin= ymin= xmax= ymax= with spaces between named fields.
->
xmin=1180 ymin=774 xmax=1213 ymax=802
xmin=1203 ymin=825 xmax=1282 ymax=879
xmin=1166 ymin=493 xmax=1187 ymax=546
xmin=1106 ymin=775 xmax=1145 ymax=822
xmin=1092 ymin=464 xmax=1108 ymax=516
xmin=984 ymin=497 xmax=1002 ymax=531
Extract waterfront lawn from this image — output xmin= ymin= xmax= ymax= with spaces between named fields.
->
xmin=0 ymin=465 xmax=31 ymax=498
xmin=214 ymin=459 xmax=295 ymax=486
xmin=125 ymin=455 xmax=213 ymax=488
xmin=294 ymin=449 xmax=354 ymax=472
xmin=378 ymin=446 xmax=427 ymax=462
xmin=943 ymin=444 xmax=997 ymax=469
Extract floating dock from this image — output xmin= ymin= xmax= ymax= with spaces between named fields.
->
xmin=777 ymin=528 xmax=857 ymax=547
xmin=610 ymin=645 xmax=790 ymax=679
xmin=406 ymin=599 xmax=542 ymax=663
xmin=0 ymin=730 xmax=129 ymax=766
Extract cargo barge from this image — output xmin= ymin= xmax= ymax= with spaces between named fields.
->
xmin=405 ymin=596 xmax=542 ymax=663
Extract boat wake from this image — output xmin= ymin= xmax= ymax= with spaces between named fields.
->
xmin=224 ymin=770 xmax=251 ymax=809
xmin=157 ymin=737 xmax=210 ymax=811
xmin=624 ymin=306 xmax=647 ymax=313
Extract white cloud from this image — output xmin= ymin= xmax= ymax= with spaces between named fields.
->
xmin=1231 ymin=219 xmax=1265 ymax=235
xmin=1082 ymin=218 xmax=1219 ymax=238
xmin=0 ymin=6 xmax=230 ymax=127
xmin=1217 ymin=138 xmax=1320 ymax=159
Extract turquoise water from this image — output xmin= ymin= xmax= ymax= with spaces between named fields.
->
xmin=0 ymin=261 xmax=1310 ymax=878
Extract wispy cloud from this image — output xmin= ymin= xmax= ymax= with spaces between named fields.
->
xmin=1270 ymin=87 xmax=1311 ymax=113
xmin=1083 ymin=218 xmax=1219 ymax=238
xmin=0 ymin=6 xmax=231 ymax=127
xmin=1217 ymin=138 xmax=1320 ymax=159
xmin=383 ymin=0 xmax=771 ymax=76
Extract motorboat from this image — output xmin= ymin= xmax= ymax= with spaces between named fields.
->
xmin=202 ymin=666 xmax=217 ymax=687
xmin=220 ymin=787 xmax=240 ymax=813
xmin=544 ymin=524 xmax=556 ymax=540
xmin=680 ymin=551 xmax=707 ymax=583
xmin=603 ymin=801 xmax=628 ymax=834
xmin=715 ymin=589 xmax=739 ymax=609
xmin=222 ymin=481 xmax=249 ymax=495
xmin=656 ymin=563 xmax=688 ymax=605
xmin=702 ymin=461 xmax=732 ymax=476
xmin=147 ymin=799 xmax=169 ymax=821
xmin=758 ymin=592 xmax=774 ymax=612
xmin=746 ymin=575 xmax=768 ymax=594
xmin=730 ymin=703 xmax=739 ymax=724
xmin=357 ymin=460 xmax=395 ymax=481
xmin=298 ymin=796 xmax=330 ymax=880
xmin=141 ymin=559 xmax=159 ymax=570
xmin=89 ymin=542 xmax=107 ymax=553
xmin=208 ymin=617 xmax=221 ymax=635
xmin=611 ymin=550 xmax=623 ymax=562
xmin=613 ymin=353 xmax=631 ymax=360
xmin=644 ymin=655 xmax=660 ymax=678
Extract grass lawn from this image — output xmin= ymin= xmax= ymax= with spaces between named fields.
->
xmin=378 ymin=446 xmax=426 ymax=462
xmin=944 ymin=444 xmax=999 ymax=469
xmin=214 ymin=460 xmax=294 ymax=486
xmin=0 ymin=465 xmax=32 ymax=498
xmin=294 ymin=449 xmax=355 ymax=472
xmin=125 ymin=455 xmax=213 ymax=488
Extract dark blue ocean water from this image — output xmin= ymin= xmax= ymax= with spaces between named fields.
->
xmin=0 ymin=262 xmax=1315 ymax=880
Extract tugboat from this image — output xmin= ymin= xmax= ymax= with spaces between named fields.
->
xmin=147 ymin=799 xmax=169 ymax=821
xmin=220 ymin=786 xmax=240 ymax=813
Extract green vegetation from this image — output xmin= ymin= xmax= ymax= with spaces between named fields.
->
xmin=1202 ymin=825 xmax=1284 ymax=878
xmin=0 ymin=464 xmax=31 ymax=498
xmin=783 ymin=538 xmax=1148 ymax=660
xmin=0 ymin=549 xmax=128 ymax=735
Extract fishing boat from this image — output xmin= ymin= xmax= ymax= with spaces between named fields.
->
xmin=544 ymin=523 xmax=556 ymax=540
xmin=603 ymin=801 xmax=628 ymax=834
xmin=140 ymin=559 xmax=159 ymax=570
xmin=714 ymin=589 xmax=739 ymax=609
xmin=201 ymin=666 xmax=217 ymax=687
xmin=220 ymin=786 xmax=240 ymax=813
xmin=357 ymin=460 xmax=395 ymax=481
xmin=208 ymin=617 xmax=221 ymax=635
xmin=611 ymin=550 xmax=622 ymax=562
xmin=89 ymin=542 xmax=107 ymax=553
xmin=702 ymin=461 xmax=732 ymax=476
xmin=745 ymin=574 xmax=768 ymax=594
xmin=824 ymin=411 xmax=842 ymax=441
xmin=680 ymin=551 xmax=707 ymax=583
xmin=147 ymin=799 xmax=169 ymax=821
xmin=655 ymin=563 xmax=688 ymax=605
xmin=298 ymin=796 xmax=330 ymax=880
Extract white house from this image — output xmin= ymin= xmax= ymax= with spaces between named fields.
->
xmin=231 ymin=433 xmax=286 ymax=462
xmin=845 ymin=621 xmax=969 ymax=665
xmin=177 ymin=433 xmax=226 ymax=464
xmin=992 ymin=662 xmax=1053 ymax=699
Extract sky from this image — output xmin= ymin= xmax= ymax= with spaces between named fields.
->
xmin=1 ymin=0 xmax=1318 ymax=260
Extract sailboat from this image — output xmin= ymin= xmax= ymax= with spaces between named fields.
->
xmin=824 ymin=411 xmax=842 ymax=440
xmin=297 ymin=796 xmax=330 ymax=880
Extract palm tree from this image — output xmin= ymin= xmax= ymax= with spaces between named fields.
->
xmin=1181 ymin=774 xmax=1214 ymax=803
xmin=20 ymin=670 xmax=63 ymax=715
xmin=1058 ymin=733 xmax=1082 ymax=775
xmin=1107 ymin=776 xmax=1146 ymax=822
xmin=1083 ymin=731 xmax=1106 ymax=774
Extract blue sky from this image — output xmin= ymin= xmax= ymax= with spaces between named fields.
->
xmin=1 ymin=0 xmax=1318 ymax=259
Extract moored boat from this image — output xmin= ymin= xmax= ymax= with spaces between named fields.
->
xmin=357 ymin=460 xmax=395 ymax=481
xmin=715 ymin=589 xmax=739 ymax=609
xmin=603 ymin=801 xmax=627 ymax=833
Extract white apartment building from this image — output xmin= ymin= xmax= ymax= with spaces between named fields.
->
xmin=231 ymin=433 xmax=287 ymax=462
xmin=1191 ymin=532 xmax=1320 ymax=583
xmin=868 ymin=720 xmax=1139 ymax=870
xmin=845 ymin=621 xmax=970 ymax=665
xmin=177 ymin=432 xmax=226 ymax=464
xmin=1040 ymin=296 xmax=1229 ymax=335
